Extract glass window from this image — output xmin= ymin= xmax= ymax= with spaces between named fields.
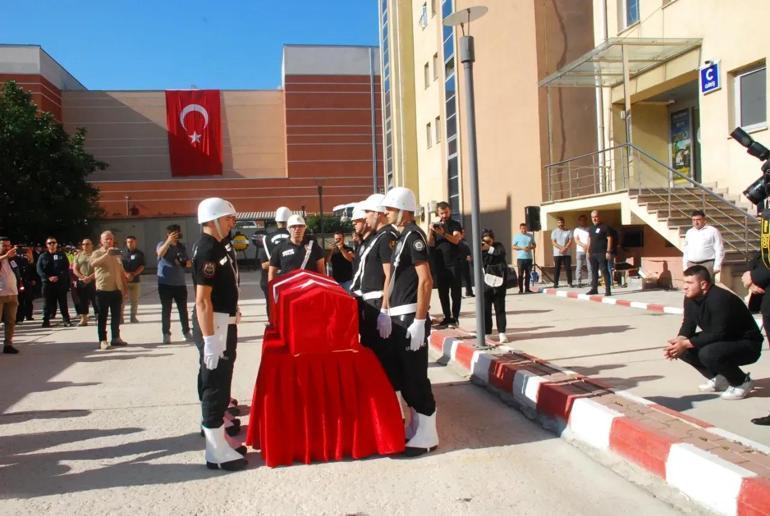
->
xmin=737 ymin=66 xmax=767 ymax=130
xmin=435 ymin=116 xmax=441 ymax=143
xmin=445 ymin=74 xmax=456 ymax=96
xmin=419 ymin=3 xmax=428 ymax=29
xmin=432 ymin=53 xmax=439 ymax=80
xmin=446 ymin=116 xmax=457 ymax=139
xmin=444 ymin=57 xmax=455 ymax=79
xmin=447 ymin=137 xmax=457 ymax=156
xmin=442 ymin=0 xmax=453 ymax=19
xmin=443 ymin=36 xmax=454 ymax=59
xmin=426 ymin=122 xmax=433 ymax=148
xmin=445 ymin=96 xmax=456 ymax=119
xmin=424 ymin=62 xmax=430 ymax=88
xmin=625 ymin=0 xmax=639 ymax=27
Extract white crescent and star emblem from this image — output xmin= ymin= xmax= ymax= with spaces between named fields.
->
xmin=180 ymin=104 xmax=209 ymax=145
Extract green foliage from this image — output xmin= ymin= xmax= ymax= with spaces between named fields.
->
xmin=305 ymin=214 xmax=353 ymax=235
xmin=0 ymin=81 xmax=106 ymax=243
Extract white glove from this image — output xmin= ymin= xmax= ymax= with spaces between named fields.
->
xmin=203 ymin=334 xmax=225 ymax=370
xmin=405 ymin=318 xmax=426 ymax=352
xmin=377 ymin=309 xmax=392 ymax=339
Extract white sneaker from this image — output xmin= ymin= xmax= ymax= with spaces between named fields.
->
xmin=721 ymin=375 xmax=753 ymax=400
xmin=99 ymin=340 xmax=111 ymax=351
xmin=698 ymin=375 xmax=729 ymax=393
xmin=498 ymin=332 xmax=509 ymax=344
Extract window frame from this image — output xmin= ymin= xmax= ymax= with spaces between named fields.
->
xmin=426 ymin=121 xmax=433 ymax=149
xmin=734 ymin=64 xmax=768 ymax=132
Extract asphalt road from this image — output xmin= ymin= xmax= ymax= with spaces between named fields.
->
xmin=0 ymin=281 xmax=688 ymax=514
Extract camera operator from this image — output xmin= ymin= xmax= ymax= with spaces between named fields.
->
xmin=427 ymin=201 xmax=463 ymax=329
xmin=157 ymin=224 xmax=193 ymax=344
xmin=327 ymin=230 xmax=354 ymax=290
xmin=90 ymin=231 xmax=128 ymax=351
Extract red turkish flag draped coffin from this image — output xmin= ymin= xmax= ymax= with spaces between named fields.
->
xmin=247 ymin=270 xmax=405 ymax=467
xmin=165 ymin=90 xmax=222 ymax=176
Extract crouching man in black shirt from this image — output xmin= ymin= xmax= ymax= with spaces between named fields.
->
xmin=664 ymin=265 xmax=762 ymax=401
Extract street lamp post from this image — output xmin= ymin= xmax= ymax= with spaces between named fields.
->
xmin=444 ymin=6 xmax=488 ymax=350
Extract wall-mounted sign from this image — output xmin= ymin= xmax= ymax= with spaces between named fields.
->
xmin=700 ymin=61 xmax=721 ymax=95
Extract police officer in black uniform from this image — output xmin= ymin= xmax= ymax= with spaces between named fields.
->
xmin=381 ymin=187 xmax=438 ymax=457
xmin=267 ymin=214 xmax=325 ymax=282
xmin=255 ymin=206 xmax=291 ymax=315
xmin=192 ymin=197 xmax=247 ymax=471
xmin=36 ymin=236 xmax=73 ymax=327
xmin=351 ymin=195 xmax=401 ymax=390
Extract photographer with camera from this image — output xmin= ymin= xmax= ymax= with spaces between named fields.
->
xmin=90 ymin=231 xmax=128 ymax=351
xmin=157 ymin=224 xmax=193 ymax=344
xmin=427 ymin=201 xmax=463 ymax=329
xmin=327 ymin=230 xmax=354 ymax=290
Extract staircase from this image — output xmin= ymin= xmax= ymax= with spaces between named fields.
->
xmin=544 ymin=143 xmax=760 ymax=265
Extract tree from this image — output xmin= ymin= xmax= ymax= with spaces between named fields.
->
xmin=0 ymin=80 xmax=105 ymax=244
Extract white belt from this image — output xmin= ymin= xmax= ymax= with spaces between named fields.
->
xmin=353 ymin=290 xmax=383 ymax=300
xmin=388 ymin=303 xmax=417 ymax=316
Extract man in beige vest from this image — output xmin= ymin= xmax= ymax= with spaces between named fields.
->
xmin=90 ymin=231 xmax=128 ymax=350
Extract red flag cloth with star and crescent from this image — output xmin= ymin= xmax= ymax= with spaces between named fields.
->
xmin=165 ymin=90 xmax=222 ymax=176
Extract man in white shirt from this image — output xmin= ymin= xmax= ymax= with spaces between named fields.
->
xmin=0 ymin=237 xmax=20 ymax=354
xmin=572 ymin=215 xmax=592 ymax=287
xmin=682 ymin=210 xmax=724 ymax=279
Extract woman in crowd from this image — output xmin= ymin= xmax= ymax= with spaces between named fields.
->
xmin=72 ymin=239 xmax=98 ymax=326
xmin=481 ymin=229 xmax=508 ymax=344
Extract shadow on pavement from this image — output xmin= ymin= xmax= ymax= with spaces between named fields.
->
xmin=0 ymin=428 xmax=228 ymax=497
xmin=0 ymin=409 xmax=91 ymax=425
xmin=506 ymin=324 xmax=634 ymax=341
xmin=646 ymin=394 xmax=719 ymax=411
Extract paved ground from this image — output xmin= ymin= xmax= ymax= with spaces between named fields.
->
xmin=0 ymin=279 xmax=690 ymax=514
xmin=450 ymin=283 xmax=770 ymax=448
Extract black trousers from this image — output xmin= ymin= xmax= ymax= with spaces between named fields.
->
xmin=484 ymin=287 xmax=507 ymax=334
xmin=158 ymin=283 xmax=190 ymax=335
xmin=42 ymin=283 xmax=71 ymax=323
xmin=358 ymin=297 xmax=401 ymax=391
xmin=553 ymin=255 xmax=572 ymax=286
xmin=16 ymin=291 xmax=33 ymax=321
xmin=589 ymin=253 xmax=611 ymax=294
xmin=437 ymin=265 xmax=462 ymax=321
xmin=390 ymin=313 xmax=435 ymax=416
xmin=517 ymin=259 xmax=533 ymax=292
xmin=95 ymin=290 xmax=122 ymax=342
xmin=461 ymin=260 xmax=473 ymax=295
xmin=75 ymin=281 xmax=97 ymax=315
xmin=194 ymin=309 xmax=237 ymax=428
xmin=679 ymin=339 xmax=761 ymax=386
xmin=260 ymin=283 xmax=270 ymax=319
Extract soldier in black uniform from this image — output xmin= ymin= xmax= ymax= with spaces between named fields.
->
xmin=351 ymin=195 xmax=400 ymax=390
xmin=381 ymin=187 xmax=438 ymax=457
xmin=36 ymin=236 xmax=73 ymax=327
xmin=267 ymin=214 xmax=325 ymax=282
xmin=192 ymin=197 xmax=247 ymax=471
xmin=255 ymin=206 xmax=291 ymax=315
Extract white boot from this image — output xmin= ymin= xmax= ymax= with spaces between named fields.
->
xmin=202 ymin=424 xmax=247 ymax=471
xmin=404 ymin=410 xmax=438 ymax=457
xmin=405 ymin=407 xmax=418 ymax=440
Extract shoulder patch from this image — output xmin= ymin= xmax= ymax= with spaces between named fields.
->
xmin=389 ymin=239 xmax=396 ymax=249
xmin=413 ymin=239 xmax=425 ymax=252
xmin=202 ymin=262 xmax=216 ymax=278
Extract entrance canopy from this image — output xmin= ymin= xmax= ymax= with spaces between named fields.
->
xmin=539 ymin=37 xmax=702 ymax=88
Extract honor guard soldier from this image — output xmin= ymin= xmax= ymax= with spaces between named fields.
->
xmin=267 ymin=214 xmax=325 ymax=282
xmin=381 ymin=187 xmax=438 ymax=456
xmin=256 ymin=207 xmax=291 ymax=314
xmin=193 ymin=197 xmax=247 ymax=471
xmin=351 ymin=195 xmax=400 ymax=390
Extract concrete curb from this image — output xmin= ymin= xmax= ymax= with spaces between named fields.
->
xmin=538 ymin=287 xmax=684 ymax=315
xmin=430 ymin=328 xmax=770 ymax=516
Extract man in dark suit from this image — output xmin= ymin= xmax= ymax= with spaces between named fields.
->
xmin=742 ymin=257 xmax=770 ymax=424
xmin=664 ymin=265 xmax=762 ymax=400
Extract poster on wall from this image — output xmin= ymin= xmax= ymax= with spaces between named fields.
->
xmin=670 ymin=109 xmax=691 ymax=182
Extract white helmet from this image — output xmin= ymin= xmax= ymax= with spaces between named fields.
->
xmin=360 ymin=193 xmax=386 ymax=213
xmin=198 ymin=197 xmax=236 ymax=224
xmin=381 ymin=187 xmax=417 ymax=212
xmin=351 ymin=202 xmax=367 ymax=221
xmin=275 ymin=206 xmax=292 ymax=223
xmin=287 ymin=214 xmax=306 ymax=227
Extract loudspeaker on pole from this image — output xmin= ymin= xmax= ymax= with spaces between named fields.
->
xmin=525 ymin=206 xmax=541 ymax=232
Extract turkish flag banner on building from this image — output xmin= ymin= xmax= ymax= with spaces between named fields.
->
xmin=165 ymin=90 xmax=222 ymax=176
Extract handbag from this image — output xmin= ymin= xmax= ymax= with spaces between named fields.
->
xmin=484 ymin=272 xmax=504 ymax=288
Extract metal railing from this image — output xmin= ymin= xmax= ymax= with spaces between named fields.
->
xmin=544 ymin=143 xmax=759 ymax=260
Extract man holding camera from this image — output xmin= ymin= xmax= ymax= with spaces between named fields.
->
xmin=90 ymin=231 xmax=128 ymax=351
xmin=327 ymin=230 xmax=354 ymax=290
xmin=157 ymin=224 xmax=193 ymax=344
xmin=0 ymin=237 xmax=21 ymax=354
xmin=427 ymin=201 xmax=463 ymax=329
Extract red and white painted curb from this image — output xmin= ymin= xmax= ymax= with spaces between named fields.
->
xmin=430 ymin=329 xmax=770 ymax=516
xmin=538 ymin=287 xmax=684 ymax=315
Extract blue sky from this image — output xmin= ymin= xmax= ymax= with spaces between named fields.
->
xmin=1 ymin=1 xmax=380 ymax=90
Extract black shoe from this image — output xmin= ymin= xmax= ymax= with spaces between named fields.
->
xmin=604 ymin=291 xmax=612 ymax=297
xmin=62 ymin=320 xmax=73 ymax=327
xmin=568 ymin=284 xmax=574 ymax=288
xmin=402 ymin=445 xmax=438 ymax=457
xmin=434 ymin=319 xmax=451 ymax=329
xmin=525 ymin=289 xmax=533 ymax=294
xmin=465 ymin=292 xmax=475 ymax=298
xmin=585 ymin=290 xmax=598 ymax=295
xmin=752 ymin=415 xmax=770 ymax=426
xmin=225 ymin=419 xmax=241 ymax=436
xmin=553 ymin=284 xmax=559 ymax=289
xmin=206 ymin=458 xmax=247 ymax=471
xmin=27 ymin=316 xmax=34 ymax=321
xmin=3 ymin=345 xmax=19 ymax=354
xmin=448 ymin=319 xmax=458 ymax=329
xmin=41 ymin=321 xmax=51 ymax=328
